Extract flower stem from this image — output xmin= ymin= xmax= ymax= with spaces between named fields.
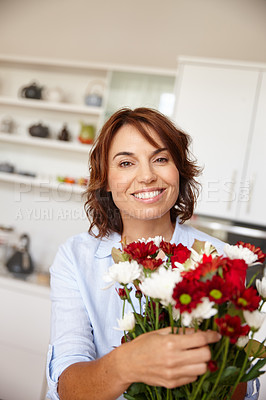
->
xmin=205 ymin=337 xmax=230 ymax=400
xmin=190 ymin=370 xmax=209 ymax=400
xmin=229 ymin=333 xmax=254 ymax=399
xmin=144 ymin=295 xmax=148 ymax=325
xmin=166 ymin=388 xmax=172 ymax=400
xmin=124 ymin=286 xmax=146 ymax=332
xmin=146 ymin=385 xmax=155 ymax=400
xmin=154 ymin=387 xmax=161 ymax=400
xmin=122 ymin=300 xmax=127 ymax=342
xmin=155 ymin=301 xmax=159 ymax=330
xmin=168 ymin=304 xmax=174 ymax=334
xmin=122 ymin=299 xmax=125 ymax=317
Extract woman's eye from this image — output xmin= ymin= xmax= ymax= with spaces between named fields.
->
xmin=155 ymin=157 xmax=168 ymax=163
xmin=119 ymin=161 xmax=132 ymax=168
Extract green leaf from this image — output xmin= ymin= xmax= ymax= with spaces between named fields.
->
xmin=202 ymin=380 xmax=211 ymax=392
xmin=241 ymin=358 xmax=266 ymax=382
xmin=111 ymin=247 xmax=124 ymax=263
xmin=126 ymin=382 xmax=150 ymax=398
xmin=124 ymin=394 xmax=137 ymax=400
xmin=172 ymin=386 xmax=188 ymax=398
xmin=220 ymin=366 xmax=239 ymax=380
xmin=191 ymin=239 xmax=206 ymax=254
xmin=244 ymin=339 xmax=266 ymax=358
xmin=124 ymin=394 xmax=148 ymax=400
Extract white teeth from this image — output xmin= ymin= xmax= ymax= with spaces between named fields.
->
xmin=133 ymin=190 xmax=162 ymax=199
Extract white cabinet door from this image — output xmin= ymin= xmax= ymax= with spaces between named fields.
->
xmin=237 ymin=71 xmax=266 ymax=226
xmin=0 ymin=278 xmax=50 ymax=400
xmin=174 ymin=60 xmax=259 ymax=220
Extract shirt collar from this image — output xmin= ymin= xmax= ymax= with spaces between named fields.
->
xmin=95 ymin=218 xmax=181 ymax=259
xmin=95 ymin=231 xmax=122 ymax=259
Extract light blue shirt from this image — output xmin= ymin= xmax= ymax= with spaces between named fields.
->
xmin=46 ymin=222 xmax=259 ymax=400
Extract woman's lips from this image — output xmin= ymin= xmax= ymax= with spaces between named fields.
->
xmin=131 ymin=188 xmax=165 ymax=203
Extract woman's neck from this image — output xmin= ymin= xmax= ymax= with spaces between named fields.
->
xmin=122 ymin=215 xmax=175 ymax=244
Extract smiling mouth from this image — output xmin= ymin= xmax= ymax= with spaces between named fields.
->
xmin=132 ymin=189 xmax=164 ymax=200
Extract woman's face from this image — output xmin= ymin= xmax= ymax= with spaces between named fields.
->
xmin=107 ymin=124 xmax=180 ymax=223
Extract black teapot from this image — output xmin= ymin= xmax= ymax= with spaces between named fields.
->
xmin=57 ymin=124 xmax=71 ymax=141
xmin=6 ymin=234 xmax=34 ymax=277
xmin=20 ymin=81 xmax=43 ymax=100
xmin=29 ymin=122 xmax=50 ymax=138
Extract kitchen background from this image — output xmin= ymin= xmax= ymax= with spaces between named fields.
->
xmin=0 ymin=0 xmax=266 ymax=399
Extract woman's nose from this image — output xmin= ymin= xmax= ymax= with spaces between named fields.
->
xmin=136 ymin=163 xmax=156 ymax=184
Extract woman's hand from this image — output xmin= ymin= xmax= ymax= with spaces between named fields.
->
xmin=118 ymin=327 xmax=221 ymax=389
xmin=58 ymin=328 xmax=221 ymax=400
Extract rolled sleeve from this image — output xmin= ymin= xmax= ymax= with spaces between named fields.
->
xmin=245 ymin=379 xmax=260 ymax=400
xmin=46 ymin=242 xmax=97 ymax=399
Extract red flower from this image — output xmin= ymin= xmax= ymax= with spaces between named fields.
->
xmin=231 ymin=286 xmax=261 ymax=311
xmin=205 ymin=275 xmax=231 ymax=304
xmin=236 ymin=241 xmax=266 ymax=264
xmin=182 ymin=255 xmax=225 ymax=282
xmin=223 ymin=258 xmax=248 ymax=291
xmin=116 ymin=287 xmax=129 ymax=300
xmin=208 ymin=360 xmax=218 ymax=373
xmin=171 ymin=243 xmax=191 ymax=266
xmin=123 ymin=241 xmax=158 ymax=262
xmin=160 ymin=241 xmax=191 ymax=262
xmin=215 ymin=314 xmax=250 ymax=344
xmin=172 ymin=279 xmax=205 ymax=313
xmin=160 ymin=241 xmax=177 ymax=256
xmin=141 ymin=258 xmax=163 ymax=271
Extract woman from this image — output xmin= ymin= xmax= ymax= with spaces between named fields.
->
xmin=46 ymin=108 xmax=256 ymax=400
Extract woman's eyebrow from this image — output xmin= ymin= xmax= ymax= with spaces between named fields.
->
xmin=112 ymin=147 xmax=168 ymax=160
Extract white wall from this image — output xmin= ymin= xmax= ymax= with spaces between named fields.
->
xmin=0 ymin=0 xmax=266 ymax=68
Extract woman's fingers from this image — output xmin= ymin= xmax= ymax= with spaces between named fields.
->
xmin=123 ymin=328 xmax=221 ymax=388
xmin=177 ymin=330 xmax=221 ymax=349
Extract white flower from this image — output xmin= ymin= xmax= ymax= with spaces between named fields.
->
xmin=243 ymin=310 xmax=266 ymax=331
xmin=114 ymin=311 xmax=135 ymax=331
xmin=224 ymin=243 xmax=258 ymax=265
xmin=139 ymin=267 xmax=181 ymax=306
xmin=256 ymin=277 xmax=266 ymax=298
xmin=178 ymin=298 xmax=217 ymax=328
xmin=236 ymin=335 xmax=249 ymax=348
xmin=173 ymin=261 xmax=187 ymax=272
xmin=139 ymin=236 xmax=163 ymax=247
xmin=181 ymin=311 xmax=193 ymax=327
xmin=189 ymin=241 xmax=217 ymax=265
xmin=103 ymin=260 xmax=142 ymax=286
xmin=191 ymin=297 xmax=217 ymax=321
xmin=172 ymin=306 xmax=181 ymax=322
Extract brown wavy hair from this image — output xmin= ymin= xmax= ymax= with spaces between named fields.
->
xmin=84 ymin=107 xmax=201 ymax=238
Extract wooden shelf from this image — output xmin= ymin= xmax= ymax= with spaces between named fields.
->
xmin=0 ymin=96 xmax=103 ymax=116
xmin=0 ymin=53 xmax=176 ymax=76
xmin=0 ymin=171 xmax=85 ymax=195
xmin=0 ymin=132 xmax=92 ymax=153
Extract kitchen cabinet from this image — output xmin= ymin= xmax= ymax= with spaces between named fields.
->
xmin=0 ymin=55 xmax=175 ymax=192
xmin=173 ymin=57 xmax=266 ymax=227
xmin=0 ymin=54 xmax=175 ymax=271
xmin=237 ymin=71 xmax=266 ymax=225
xmin=0 ymin=273 xmax=50 ymax=400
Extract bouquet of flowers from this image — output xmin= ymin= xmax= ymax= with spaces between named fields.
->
xmin=104 ymin=237 xmax=266 ymax=400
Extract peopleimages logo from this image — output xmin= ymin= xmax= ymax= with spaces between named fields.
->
xmin=13 ymin=178 xmax=250 ymax=204
xmin=197 ymin=180 xmax=250 ymax=203
xmin=14 ymin=181 xmax=85 ymax=202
